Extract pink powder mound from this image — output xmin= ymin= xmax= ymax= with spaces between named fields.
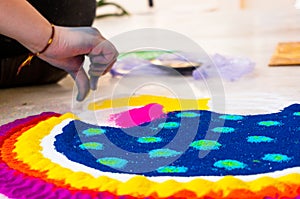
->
xmin=110 ymin=103 xmax=166 ymax=128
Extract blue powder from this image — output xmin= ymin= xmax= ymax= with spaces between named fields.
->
xmin=54 ymin=104 xmax=300 ymax=177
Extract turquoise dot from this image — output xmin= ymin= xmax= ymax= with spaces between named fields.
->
xmin=262 ymin=154 xmax=292 ymax=163
xmin=137 ymin=136 xmax=162 ymax=143
xmin=219 ymin=115 xmax=243 ymax=121
xmin=79 ymin=142 xmax=103 ymax=150
xmin=156 ymin=166 xmax=188 ymax=173
xmin=176 ymin=112 xmax=200 ymax=118
xmin=149 ymin=149 xmax=181 ymax=158
xmin=258 ymin=121 xmax=282 ymax=127
xmin=212 ymin=127 xmax=235 ymax=133
xmin=293 ymin=112 xmax=300 ymax=116
xmin=247 ymin=136 xmax=274 ymax=143
xmin=214 ymin=159 xmax=247 ymax=170
xmin=190 ymin=140 xmax=222 ymax=150
xmin=82 ymin=128 xmax=106 ymax=137
xmin=96 ymin=157 xmax=128 ymax=169
xmin=158 ymin=122 xmax=180 ymax=129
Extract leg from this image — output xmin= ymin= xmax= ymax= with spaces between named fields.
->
xmin=0 ymin=55 xmax=67 ymax=88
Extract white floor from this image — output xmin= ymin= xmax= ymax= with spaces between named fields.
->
xmin=1 ymin=0 xmax=300 ymax=125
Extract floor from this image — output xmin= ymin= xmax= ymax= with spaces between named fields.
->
xmin=1 ymin=0 xmax=300 ymax=125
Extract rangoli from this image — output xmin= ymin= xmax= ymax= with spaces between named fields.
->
xmin=1 ymin=95 xmax=300 ymax=199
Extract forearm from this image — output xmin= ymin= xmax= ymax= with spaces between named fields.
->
xmin=0 ymin=0 xmax=52 ymax=53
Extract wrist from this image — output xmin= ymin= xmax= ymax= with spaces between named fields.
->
xmin=24 ymin=22 xmax=54 ymax=53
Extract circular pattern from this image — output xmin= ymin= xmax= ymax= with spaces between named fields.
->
xmin=2 ymin=103 xmax=300 ymax=198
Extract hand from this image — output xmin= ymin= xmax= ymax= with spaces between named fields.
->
xmin=39 ymin=26 xmax=118 ymax=101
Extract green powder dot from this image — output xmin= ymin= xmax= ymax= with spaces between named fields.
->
xmin=137 ymin=136 xmax=162 ymax=143
xmin=247 ymin=136 xmax=274 ymax=143
xmin=96 ymin=157 xmax=128 ymax=169
xmin=214 ymin=159 xmax=247 ymax=170
xmin=293 ymin=112 xmax=300 ymax=116
xmin=262 ymin=154 xmax=291 ymax=163
xmin=156 ymin=166 xmax=188 ymax=173
xmin=258 ymin=121 xmax=282 ymax=127
xmin=176 ymin=112 xmax=200 ymax=118
xmin=190 ymin=140 xmax=222 ymax=150
xmin=149 ymin=149 xmax=181 ymax=158
xmin=79 ymin=142 xmax=103 ymax=150
xmin=158 ymin=122 xmax=180 ymax=129
xmin=219 ymin=115 xmax=243 ymax=121
xmin=82 ymin=128 xmax=106 ymax=137
xmin=212 ymin=127 xmax=235 ymax=133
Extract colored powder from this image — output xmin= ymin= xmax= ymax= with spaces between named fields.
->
xmin=158 ymin=122 xmax=180 ymax=129
xmin=79 ymin=142 xmax=103 ymax=150
xmin=110 ymin=103 xmax=165 ymax=128
xmin=262 ymin=154 xmax=292 ymax=163
xmin=293 ymin=112 xmax=300 ymax=116
xmin=156 ymin=166 xmax=188 ymax=173
xmin=190 ymin=140 xmax=222 ymax=150
xmin=214 ymin=160 xmax=247 ymax=170
xmin=258 ymin=121 xmax=282 ymax=127
xmin=88 ymin=94 xmax=209 ymax=112
xmin=212 ymin=127 xmax=235 ymax=133
xmin=176 ymin=112 xmax=200 ymax=118
xmin=137 ymin=136 xmax=162 ymax=143
xmin=96 ymin=157 xmax=128 ymax=169
xmin=82 ymin=128 xmax=106 ymax=137
xmin=149 ymin=149 xmax=182 ymax=158
xmin=247 ymin=136 xmax=274 ymax=143
xmin=219 ymin=115 xmax=244 ymax=121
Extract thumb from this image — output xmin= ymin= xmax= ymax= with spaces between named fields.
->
xmin=69 ymin=65 xmax=90 ymax=101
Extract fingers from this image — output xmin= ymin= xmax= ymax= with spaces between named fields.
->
xmin=69 ymin=63 xmax=90 ymax=101
xmin=88 ymin=39 xmax=118 ymax=90
xmin=89 ymin=61 xmax=115 ymax=90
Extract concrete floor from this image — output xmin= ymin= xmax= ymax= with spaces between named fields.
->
xmin=1 ymin=0 xmax=300 ymax=125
